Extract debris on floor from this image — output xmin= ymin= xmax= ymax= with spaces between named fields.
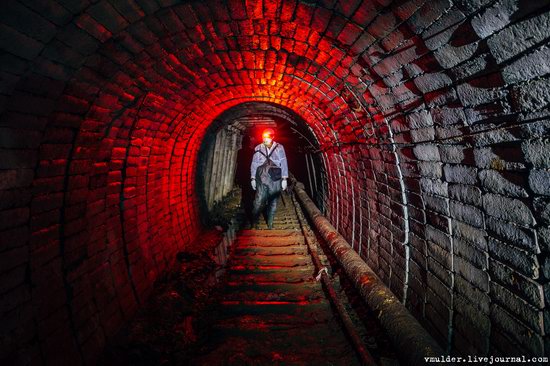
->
xmin=100 ymin=190 xmax=400 ymax=365
xmin=99 ymin=230 xmax=228 ymax=366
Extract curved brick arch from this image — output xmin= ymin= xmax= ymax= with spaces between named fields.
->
xmin=1 ymin=1 xmax=550 ymax=364
xmin=164 ymin=92 xmax=335 ymax=239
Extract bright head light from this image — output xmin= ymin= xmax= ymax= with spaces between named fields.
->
xmin=262 ymin=128 xmax=275 ymax=140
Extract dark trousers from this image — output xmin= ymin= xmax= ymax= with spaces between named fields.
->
xmin=252 ymin=182 xmax=279 ymax=226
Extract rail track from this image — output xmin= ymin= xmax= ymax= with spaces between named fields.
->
xmin=187 ymin=190 xmax=401 ymax=365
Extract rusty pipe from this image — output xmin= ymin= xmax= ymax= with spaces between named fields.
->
xmin=291 ymin=193 xmax=377 ymax=366
xmin=292 ymin=180 xmax=445 ymax=365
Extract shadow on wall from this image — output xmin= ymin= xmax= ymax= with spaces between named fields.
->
xmin=235 ymin=134 xmax=255 ymax=226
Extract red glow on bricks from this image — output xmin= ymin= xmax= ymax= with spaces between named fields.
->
xmin=5 ymin=0 xmax=544 ymax=362
xmin=250 ymin=300 xmax=312 ymax=305
xmin=221 ymin=300 xmax=312 ymax=306
xmin=230 ymin=265 xmax=247 ymax=270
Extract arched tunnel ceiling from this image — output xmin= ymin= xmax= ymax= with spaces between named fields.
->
xmin=2 ymin=0 xmax=438 ymax=148
xmin=209 ymin=102 xmax=320 ymax=150
xmin=2 ymin=0 xmax=550 ymax=363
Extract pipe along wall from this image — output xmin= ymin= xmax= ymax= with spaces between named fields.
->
xmin=1 ymin=1 xmax=550 ymax=364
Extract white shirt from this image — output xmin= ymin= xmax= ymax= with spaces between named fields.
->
xmin=250 ymin=142 xmax=289 ymax=179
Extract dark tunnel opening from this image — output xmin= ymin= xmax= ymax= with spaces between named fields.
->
xmin=197 ymin=102 xmax=328 ymax=227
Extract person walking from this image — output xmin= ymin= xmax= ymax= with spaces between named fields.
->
xmin=250 ymin=128 xmax=288 ymax=229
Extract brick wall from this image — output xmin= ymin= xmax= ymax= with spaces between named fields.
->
xmin=319 ymin=0 xmax=550 ymax=356
xmin=0 ymin=0 xmax=548 ymax=364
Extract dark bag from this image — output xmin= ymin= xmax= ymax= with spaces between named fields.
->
xmin=268 ymin=165 xmax=282 ymax=181
xmin=256 ymin=144 xmax=282 ymax=183
xmin=255 ymin=160 xmax=281 ymax=197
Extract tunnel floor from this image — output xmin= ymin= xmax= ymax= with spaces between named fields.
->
xmin=101 ymin=190 xmax=400 ymax=365
xmin=189 ymin=202 xmax=360 ymax=365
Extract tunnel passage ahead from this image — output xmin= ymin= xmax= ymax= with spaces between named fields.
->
xmin=197 ymin=101 xmax=327 ymax=222
xmin=1 ymin=0 xmax=550 ymax=364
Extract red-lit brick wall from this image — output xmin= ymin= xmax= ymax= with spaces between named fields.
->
xmin=1 ymin=1 xmax=549 ymax=364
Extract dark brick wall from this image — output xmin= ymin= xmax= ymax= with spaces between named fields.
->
xmin=0 ymin=0 xmax=549 ymax=364
xmin=320 ymin=0 xmax=550 ymax=356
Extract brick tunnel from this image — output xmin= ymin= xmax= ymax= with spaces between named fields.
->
xmin=1 ymin=0 xmax=550 ymax=364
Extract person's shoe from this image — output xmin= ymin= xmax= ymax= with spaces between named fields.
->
xmin=267 ymin=220 xmax=273 ymax=230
